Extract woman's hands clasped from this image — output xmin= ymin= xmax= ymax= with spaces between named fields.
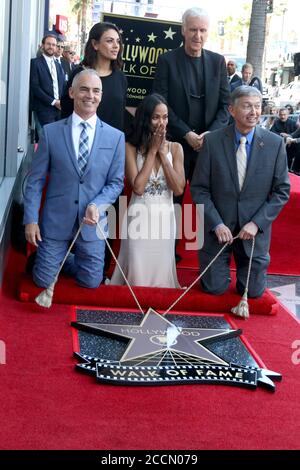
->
xmin=150 ymin=123 xmax=167 ymax=155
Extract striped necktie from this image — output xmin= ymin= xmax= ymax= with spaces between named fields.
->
xmin=236 ymin=136 xmax=247 ymax=190
xmin=78 ymin=122 xmax=89 ymax=174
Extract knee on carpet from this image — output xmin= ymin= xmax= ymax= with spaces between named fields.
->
xmin=236 ymin=280 xmax=265 ymax=299
xmin=201 ymin=279 xmax=229 ymax=296
xmin=32 ymin=269 xmax=56 ymax=288
xmin=32 ymin=264 xmax=55 ymax=287
xmin=247 ymin=287 xmax=265 ymax=299
xmin=76 ymin=273 xmax=103 ymax=289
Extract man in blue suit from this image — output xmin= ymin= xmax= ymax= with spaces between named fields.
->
xmin=30 ymin=35 xmax=65 ymax=135
xmin=24 ymin=69 xmax=125 ymax=288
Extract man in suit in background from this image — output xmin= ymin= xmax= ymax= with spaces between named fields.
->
xmin=61 ymin=45 xmax=76 ymax=82
xmin=30 ymin=34 xmax=65 ymax=138
xmin=271 ymin=107 xmax=298 ymax=170
xmin=231 ymin=63 xmax=263 ymax=93
xmin=54 ymin=39 xmax=64 ymax=68
xmin=153 ymin=7 xmax=230 ymax=189
xmin=24 ymin=69 xmax=125 ymax=288
xmin=227 ymin=60 xmax=241 ymax=91
xmin=191 ymin=86 xmax=290 ymax=298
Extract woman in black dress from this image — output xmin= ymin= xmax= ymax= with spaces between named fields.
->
xmin=61 ymin=22 xmax=127 ymax=131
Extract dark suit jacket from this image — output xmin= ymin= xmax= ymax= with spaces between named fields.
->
xmin=153 ymin=47 xmax=230 ymax=142
xmin=230 ymin=78 xmax=243 ymax=91
xmin=229 ymin=73 xmax=240 ymax=84
xmin=291 ymin=126 xmax=300 ymax=143
xmin=231 ymin=76 xmax=263 ymax=93
xmin=229 ymin=74 xmax=241 ymax=91
xmin=191 ymin=125 xmax=290 ymax=257
xmin=30 ymin=55 xmax=65 ymax=125
xmin=271 ymin=117 xmax=298 ymax=136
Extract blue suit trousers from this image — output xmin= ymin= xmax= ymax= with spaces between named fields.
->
xmin=33 ymin=232 xmax=105 ymax=288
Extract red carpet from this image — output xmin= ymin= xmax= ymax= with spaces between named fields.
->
xmin=19 ymin=172 xmax=278 ymax=317
xmin=1 ymin=250 xmax=300 ymax=450
xmin=2 ymin=172 xmax=299 ymax=451
xmin=270 ymin=173 xmax=300 ymax=274
xmin=19 ymin=173 xmax=299 ymax=314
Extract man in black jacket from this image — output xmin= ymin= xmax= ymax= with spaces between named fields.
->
xmin=30 ymin=35 xmax=65 ymax=137
xmin=227 ymin=60 xmax=241 ymax=91
xmin=153 ymin=7 xmax=230 ymax=187
xmin=271 ymin=108 xmax=298 ymax=169
xmin=286 ymin=125 xmax=300 ymax=173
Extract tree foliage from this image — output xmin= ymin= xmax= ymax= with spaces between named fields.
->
xmin=246 ymin=0 xmax=268 ymax=78
xmin=71 ymin=0 xmax=92 ymax=57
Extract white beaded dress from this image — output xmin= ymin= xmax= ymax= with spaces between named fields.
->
xmin=109 ymin=144 xmax=180 ymax=288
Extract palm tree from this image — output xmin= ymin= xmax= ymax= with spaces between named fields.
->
xmin=246 ymin=0 xmax=269 ymax=78
xmin=72 ymin=0 xmax=92 ymax=58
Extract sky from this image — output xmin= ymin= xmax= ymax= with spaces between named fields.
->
xmin=50 ymin=1 xmax=300 ymax=32
xmin=152 ymin=0 xmax=299 ymax=22
xmin=136 ymin=0 xmax=300 ymax=33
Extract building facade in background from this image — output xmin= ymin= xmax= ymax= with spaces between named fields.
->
xmin=0 ymin=0 xmax=44 ymax=282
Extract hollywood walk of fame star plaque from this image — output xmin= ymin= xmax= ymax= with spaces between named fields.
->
xmin=71 ymin=308 xmax=281 ymax=391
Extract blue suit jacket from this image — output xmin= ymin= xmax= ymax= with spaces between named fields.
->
xmin=30 ymin=56 xmax=65 ymax=125
xmin=24 ymin=116 xmax=125 ymax=241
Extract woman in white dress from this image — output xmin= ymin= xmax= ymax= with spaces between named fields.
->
xmin=109 ymin=93 xmax=185 ymax=288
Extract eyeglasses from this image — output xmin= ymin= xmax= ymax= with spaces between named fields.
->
xmin=240 ymin=104 xmax=261 ymax=111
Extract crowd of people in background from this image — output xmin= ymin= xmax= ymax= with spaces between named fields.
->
xmin=26 ymin=7 xmax=291 ymax=297
xmin=226 ymin=59 xmax=300 ymax=173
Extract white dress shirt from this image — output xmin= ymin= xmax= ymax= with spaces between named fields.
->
xmin=43 ymin=53 xmax=59 ymax=103
xmin=72 ymin=112 xmax=97 ymax=160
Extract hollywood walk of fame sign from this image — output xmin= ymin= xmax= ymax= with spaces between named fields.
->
xmin=72 ymin=308 xmax=281 ymax=390
xmin=102 ymin=13 xmax=182 ymax=106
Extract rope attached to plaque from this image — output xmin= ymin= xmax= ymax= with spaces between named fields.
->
xmin=34 ymin=216 xmax=255 ymax=319
xmin=96 ymin=221 xmax=256 ymax=320
xmin=35 ymin=221 xmax=85 ymax=308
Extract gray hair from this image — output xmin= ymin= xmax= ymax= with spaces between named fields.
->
xmin=242 ymin=62 xmax=253 ymax=72
xmin=182 ymin=8 xmax=210 ymax=28
xmin=71 ymin=68 xmax=101 ymax=89
xmin=230 ymin=86 xmax=262 ymax=105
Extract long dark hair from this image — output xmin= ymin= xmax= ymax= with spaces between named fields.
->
xmin=81 ymin=22 xmax=123 ymax=70
xmin=127 ymin=94 xmax=168 ymax=155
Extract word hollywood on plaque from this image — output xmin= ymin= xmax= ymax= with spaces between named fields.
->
xmin=102 ymin=13 xmax=182 ymax=107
